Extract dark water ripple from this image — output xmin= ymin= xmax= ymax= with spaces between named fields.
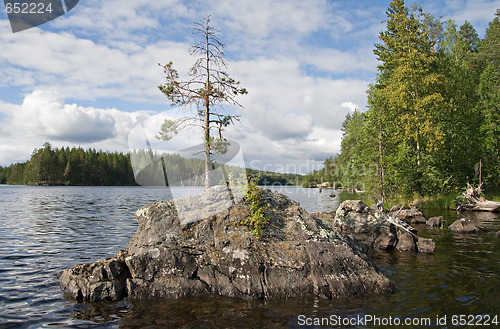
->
xmin=0 ymin=185 xmax=499 ymax=328
xmin=0 ymin=185 xmax=168 ymax=328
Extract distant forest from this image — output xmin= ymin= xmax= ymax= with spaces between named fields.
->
xmin=0 ymin=142 xmax=302 ymax=186
xmin=0 ymin=142 xmax=136 ymax=186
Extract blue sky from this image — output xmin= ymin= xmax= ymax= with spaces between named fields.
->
xmin=0 ymin=0 xmax=498 ymax=173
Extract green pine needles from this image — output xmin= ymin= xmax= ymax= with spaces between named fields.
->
xmin=241 ymin=177 xmax=270 ymax=239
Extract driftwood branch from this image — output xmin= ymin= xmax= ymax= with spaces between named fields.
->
xmin=372 ymin=196 xmax=385 ymax=212
xmin=456 ymin=183 xmax=500 ymax=212
xmin=386 ymin=206 xmax=418 ymax=237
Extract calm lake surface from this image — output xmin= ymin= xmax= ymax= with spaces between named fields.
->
xmin=0 ymin=185 xmax=499 ymax=328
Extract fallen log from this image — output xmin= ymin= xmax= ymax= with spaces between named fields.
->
xmin=458 ymin=201 xmax=500 ymax=212
xmin=456 ymin=183 xmax=500 ymax=212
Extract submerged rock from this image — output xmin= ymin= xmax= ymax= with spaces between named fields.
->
xmin=393 ymin=208 xmax=428 ymax=224
xmin=448 ymin=218 xmax=488 ymax=233
xmin=61 ymin=187 xmax=394 ymax=302
xmin=427 ymin=216 xmax=443 ymax=228
xmin=60 ymin=250 xmax=130 ymax=301
xmin=415 ymin=237 xmax=436 ymax=253
xmin=315 ymin=200 xmax=435 ymax=254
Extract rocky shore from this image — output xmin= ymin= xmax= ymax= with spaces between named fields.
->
xmin=313 ymin=200 xmax=435 ymax=254
xmin=61 ymin=187 xmax=395 ymax=302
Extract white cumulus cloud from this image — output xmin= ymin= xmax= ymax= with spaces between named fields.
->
xmin=0 ymin=90 xmax=149 ymax=165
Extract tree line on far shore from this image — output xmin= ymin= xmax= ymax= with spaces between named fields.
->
xmin=0 ymin=142 xmax=136 ymax=186
xmin=0 ymin=142 xmax=302 ymax=187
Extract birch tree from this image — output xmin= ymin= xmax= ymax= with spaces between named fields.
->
xmin=373 ymin=0 xmax=446 ymax=195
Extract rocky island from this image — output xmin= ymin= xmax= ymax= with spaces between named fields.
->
xmin=60 ymin=187 xmax=395 ymax=302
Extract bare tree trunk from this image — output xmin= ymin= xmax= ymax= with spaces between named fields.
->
xmin=204 ymin=97 xmax=211 ymax=189
xmin=416 ymin=134 xmax=421 ymax=168
xmin=378 ymin=124 xmax=385 ymax=198
xmin=479 ymin=159 xmax=482 ymax=187
xmin=203 ymin=23 xmax=212 ymax=189
xmin=414 ymin=109 xmax=422 ymax=169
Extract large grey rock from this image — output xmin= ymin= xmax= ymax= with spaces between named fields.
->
xmin=61 ymin=187 xmax=394 ymax=301
xmin=317 ymin=200 xmax=434 ymax=254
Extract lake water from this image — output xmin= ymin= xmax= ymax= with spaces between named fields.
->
xmin=0 ymin=185 xmax=499 ymax=328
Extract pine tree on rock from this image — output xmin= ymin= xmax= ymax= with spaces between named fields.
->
xmin=157 ymin=16 xmax=247 ymax=189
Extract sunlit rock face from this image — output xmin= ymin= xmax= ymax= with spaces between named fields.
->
xmin=314 ymin=200 xmax=435 ymax=254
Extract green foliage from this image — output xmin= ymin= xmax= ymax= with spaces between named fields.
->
xmin=484 ymin=190 xmax=500 ymax=203
xmin=331 ymin=2 xmax=500 ymax=201
xmin=336 ymin=110 xmax=379 ymax=192
xmin=156 ymin=119 xmax=178 ymax=141
xmin=475 ymin=10 xmax=500 ymax=189
xmin=241 ymin=177 xmax=270 ymax=239
xmin=418 ymin=194 xmax=457 ymax=209
xmin=372 ymin=0 xmax=448 ymax=196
